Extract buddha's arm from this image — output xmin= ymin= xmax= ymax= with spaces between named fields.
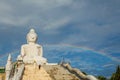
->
xmin=38 ymin=46 xmax=43 ymax=57
xmin=21 ymin=45 xmax=25 ymax=57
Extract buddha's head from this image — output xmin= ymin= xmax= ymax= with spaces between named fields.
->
xmin=26 ymin=29 xmax=38 ymax=44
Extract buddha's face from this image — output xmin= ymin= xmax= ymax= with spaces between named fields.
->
xmin=26 ymin=29 xmax=38 ymax=43
xmin=27 ymin=34 xmax=37 ymax=43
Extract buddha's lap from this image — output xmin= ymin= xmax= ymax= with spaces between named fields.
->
xmin=23 ymin=56 xmax=47 ymax=62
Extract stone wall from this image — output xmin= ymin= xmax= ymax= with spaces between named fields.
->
xmin=61 ymin=63 xmax=98 ymax=80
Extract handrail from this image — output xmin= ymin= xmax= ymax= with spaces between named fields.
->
xmin=12 ymin=64 xmax=24 ymax=80
xmin=60 ymin=63 xmax=98 ymax=80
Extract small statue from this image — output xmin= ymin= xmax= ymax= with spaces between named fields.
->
xmin=17 ymin=29 xmax=47 ymax=65
xmin=6 ymin=54 xmax=12 ymax=80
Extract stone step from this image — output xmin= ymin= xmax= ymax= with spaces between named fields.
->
xmin=22 ymin=77 xmax=51 ymax=80
xmin=23 ymin=74 xmax=49 ymax=76
xmin=22 ymin=65 xmax=52 ymax=80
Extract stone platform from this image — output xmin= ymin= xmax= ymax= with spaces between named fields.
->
xmin=21 ymin=64 xmax=81 ymax=80
xmin=22 ymin=64 xmax=52 ymax=80
xmin=43 ymin=65 xmax=80 ymax=80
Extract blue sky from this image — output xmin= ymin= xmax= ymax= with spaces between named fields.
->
xmin=0 ymin=0 xmax=120 ymax=58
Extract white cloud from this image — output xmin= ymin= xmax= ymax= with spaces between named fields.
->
xmin=0 ymin=16 xmax=31 ymax=26
xmin=42 ymin=17 xmax=71 ymax=34
xmin=0 ymin=1 xmax=13 ymax=14
xmin=0 ymin=0 xmax=120 ymax=56
xmin=0 ymin=0 xmax=74 ymax=27
xmin=22 ymin=0 xmax=73 ymax=8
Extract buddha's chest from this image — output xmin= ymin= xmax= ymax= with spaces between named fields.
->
xmin=24 ymin=45 xmax=40 ymax=56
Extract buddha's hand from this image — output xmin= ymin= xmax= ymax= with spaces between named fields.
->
xmin=21 ymin=54 xmax=25 ymax=58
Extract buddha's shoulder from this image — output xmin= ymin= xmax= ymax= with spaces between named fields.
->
xmin=21 ymin=44 xmax=28 ymax=47
xmin=35 ymin=44 xmax=42 ymax=48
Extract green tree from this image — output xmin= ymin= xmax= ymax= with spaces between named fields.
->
xmin=97 ymin=76 xmax=106 ymax=80
xmin=110 ymin=65 xmax=120 ymax=80
xmin=0 ymin=69 xmax=5 ymax=73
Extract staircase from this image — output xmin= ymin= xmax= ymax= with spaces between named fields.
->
xmin=22 ymin=64 xmax=52 ymax=80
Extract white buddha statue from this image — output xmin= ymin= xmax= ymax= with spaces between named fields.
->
xmin=17 ymin=29 xmax=47 ymax=65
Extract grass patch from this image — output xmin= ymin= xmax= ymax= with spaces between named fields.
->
xmin=0 ymin=69 xmax=5 ymax=73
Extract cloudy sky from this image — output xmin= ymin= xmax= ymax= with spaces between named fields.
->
xmin=0 ymin=0 xmax=120 ymax=58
